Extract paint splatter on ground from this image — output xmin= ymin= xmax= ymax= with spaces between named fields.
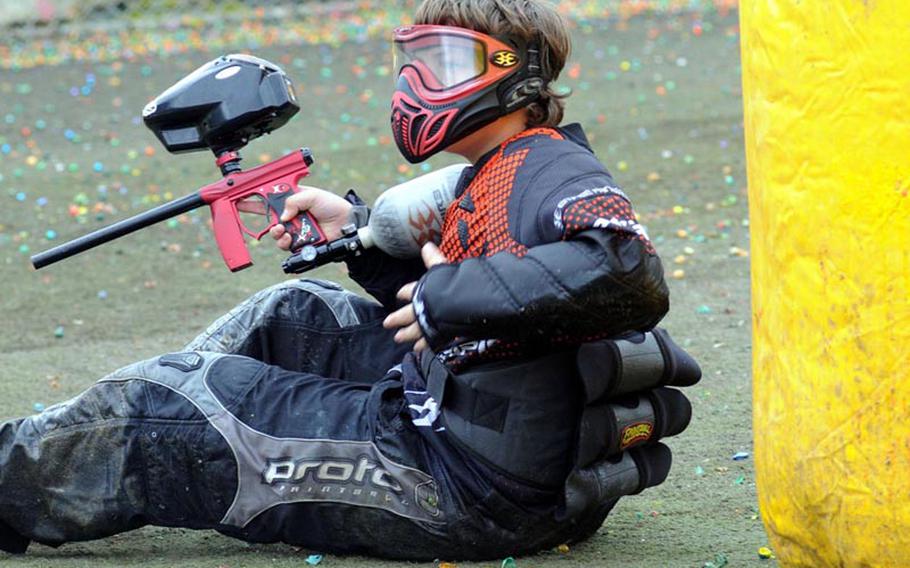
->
xmin=0 ymin=1 xmax=770 ymax=566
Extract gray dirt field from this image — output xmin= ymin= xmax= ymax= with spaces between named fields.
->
xmin=0 ymin=7 xmax=773 ymax=567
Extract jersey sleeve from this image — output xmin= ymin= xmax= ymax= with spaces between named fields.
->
xmin=410 ymin=142 xmax=668 ymax=350
xmin=530 ymin=162 xmax=655 ymax=255
xmin=412 ymin=229 xmax=669 ymax=350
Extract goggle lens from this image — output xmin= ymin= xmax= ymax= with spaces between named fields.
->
xmin=394 ymin=33 xmax=488 ymax=90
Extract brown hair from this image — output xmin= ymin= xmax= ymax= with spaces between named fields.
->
xmin=415 ymin=0 xmax=572 ymax=127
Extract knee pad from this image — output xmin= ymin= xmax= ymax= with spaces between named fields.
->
xmin=184 ymin=279 xmax=376 ymax=356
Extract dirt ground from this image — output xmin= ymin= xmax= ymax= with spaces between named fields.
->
xmin=0 ymin=6 xmax=774 ymax=567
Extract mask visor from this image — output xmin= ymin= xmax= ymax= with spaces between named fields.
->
xmin=394 ymin=29 xmax=489 ymax=91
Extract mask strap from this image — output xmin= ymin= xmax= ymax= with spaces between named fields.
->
xmin=527 ymin=40 xmax=543 ymax=79
xmin=497 ymin=37 xmax=549 ymax=114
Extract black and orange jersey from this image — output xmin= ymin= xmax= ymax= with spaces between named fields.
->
xmin=348 ymin=123 xmax=668 ymax=370
xmin=436 ymin=126 xmax=655 ymax=261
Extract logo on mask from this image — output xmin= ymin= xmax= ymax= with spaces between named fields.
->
xmin=491 ymin=50 xmax=519 ymax=68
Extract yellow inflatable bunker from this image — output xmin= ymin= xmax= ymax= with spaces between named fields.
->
xmin=740 ymin=1 xmax=910 ymax=565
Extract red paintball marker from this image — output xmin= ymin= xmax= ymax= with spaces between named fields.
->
xmin=31 ymin=54 xmax=326 ymax=272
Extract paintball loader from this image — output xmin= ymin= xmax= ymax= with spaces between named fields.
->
xmin=31 ymin=54 xmax=327 ymax=273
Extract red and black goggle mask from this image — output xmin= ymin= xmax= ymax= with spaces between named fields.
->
xmin=391 ymin=24 xmax=546 ymax=163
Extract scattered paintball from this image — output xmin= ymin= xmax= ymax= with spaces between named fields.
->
xmin=703 ymin=552 xmax=729 ymax=568
xmin=0 ymin=0 xmax=772 ymax=566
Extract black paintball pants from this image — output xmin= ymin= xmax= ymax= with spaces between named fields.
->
xmin=0 ymin=279 xmax=608 ymax=560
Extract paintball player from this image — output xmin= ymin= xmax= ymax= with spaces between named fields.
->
xmin=0 ymin=0 xmax=699 ymax=560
